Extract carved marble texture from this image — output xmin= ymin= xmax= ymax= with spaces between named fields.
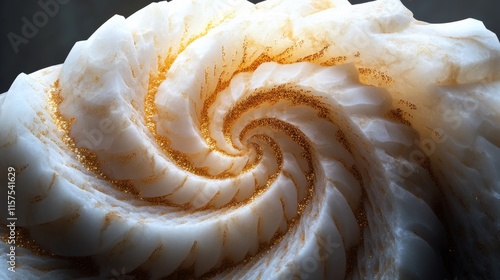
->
xmin=0 ymin=0 xmax=499 ymax=279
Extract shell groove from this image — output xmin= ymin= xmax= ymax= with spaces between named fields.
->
xmin=1 ymin=0 xmax=499 ymax=279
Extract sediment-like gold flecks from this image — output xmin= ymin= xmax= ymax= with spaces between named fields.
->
xmin=23 ymin=0 xmax=494 ymax=278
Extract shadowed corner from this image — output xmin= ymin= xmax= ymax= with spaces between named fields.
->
xmin=0 ymin=0 xmax=163 ymax=95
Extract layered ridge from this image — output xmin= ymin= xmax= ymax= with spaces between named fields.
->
xmin=1 ymin=0 xmax=499 ymax=279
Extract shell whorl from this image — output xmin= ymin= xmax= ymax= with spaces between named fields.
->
xmin=1 ymin=0 xmax=500 ymax=279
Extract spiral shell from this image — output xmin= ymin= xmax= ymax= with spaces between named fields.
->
xmin=1 ymin=0 xmax=500 ymax=279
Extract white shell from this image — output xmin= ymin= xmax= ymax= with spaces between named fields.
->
xmin=1 ymin=0 xmax=499 ymax=279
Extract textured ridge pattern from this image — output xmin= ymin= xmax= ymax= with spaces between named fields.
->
xmin=1 ymin=0 xmax=499 ymax=279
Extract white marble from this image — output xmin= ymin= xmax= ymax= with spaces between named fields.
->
xmin=1 ymin=0 xmax=499 ymax=279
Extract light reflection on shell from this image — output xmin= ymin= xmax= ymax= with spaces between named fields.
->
xmin=1 ymin=0 xmax=499 ymax=279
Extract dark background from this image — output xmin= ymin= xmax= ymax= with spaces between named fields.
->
xmin=1 ymin=0 xmax=499 ymax=94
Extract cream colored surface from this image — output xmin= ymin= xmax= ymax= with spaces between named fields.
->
xmin=1 ymin=0 xmax=499 ymax=279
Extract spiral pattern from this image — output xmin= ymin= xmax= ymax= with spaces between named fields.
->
xmin=1 ymin=0 xmax=500 ymax=279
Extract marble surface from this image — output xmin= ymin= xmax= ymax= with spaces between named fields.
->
xmin=1 ymin=0 xmax=499 ymax=93
xmin=0 ymin=0 xmax=499 ymax=279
